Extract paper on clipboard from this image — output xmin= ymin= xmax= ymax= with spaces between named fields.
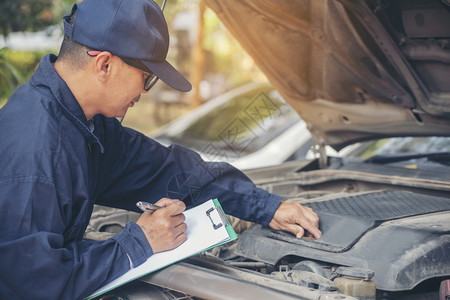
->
xmin=86 ymin=198 xmax=237 ymax=299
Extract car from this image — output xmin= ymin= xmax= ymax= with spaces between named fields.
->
xmin=150 ymin=82 xmax=313 ymax=170
xmin=89 ymin=0 xmax=450 ymax=299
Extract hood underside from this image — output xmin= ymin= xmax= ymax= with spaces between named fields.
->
xmin=204 ymin=0 xmax=450 ymax=150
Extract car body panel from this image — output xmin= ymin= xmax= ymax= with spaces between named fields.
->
xmin=138 ymin=257 xmax=357 ymax=300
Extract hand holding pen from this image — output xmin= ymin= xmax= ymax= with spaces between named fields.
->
xmin=136 ymin=201 xmax=162 ymax=213
xmin=135 ymin=198 xmax=187 ymax=253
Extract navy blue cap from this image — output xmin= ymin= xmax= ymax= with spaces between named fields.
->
xmin=63 ymin=0 xmax=191 ymax=92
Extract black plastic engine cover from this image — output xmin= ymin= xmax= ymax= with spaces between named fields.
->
xmin=235 ymin=190 xmax=450 ymax=292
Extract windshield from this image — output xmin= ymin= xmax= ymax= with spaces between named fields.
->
xmin=156 ymin=87 xmax=301 ymax=158
xmin=351 ymin=137 xmax=450 ymax=160
xmin=344 ymin=137 xmax=450 ymax=168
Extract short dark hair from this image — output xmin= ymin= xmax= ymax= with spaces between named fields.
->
xmin=57 ymin=35 xmax=90 ymax=70
xmin=56 ymin=8 xmax=90 ymax=71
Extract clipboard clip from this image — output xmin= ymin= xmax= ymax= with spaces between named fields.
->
xmin=206 ymin=206 xmax=230 ymax=230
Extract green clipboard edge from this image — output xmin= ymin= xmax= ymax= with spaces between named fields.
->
xmin=86 ymin=198 xmax=238 ymax=300
xmin=210 ymin=198 xmax=238 ymax=245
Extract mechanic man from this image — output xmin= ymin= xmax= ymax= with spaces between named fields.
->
xmin=0 ymin=0 xmax=321 ymax=298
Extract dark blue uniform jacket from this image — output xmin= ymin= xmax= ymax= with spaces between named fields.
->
xmin=0 ymin=54 xmax=281 ymax=299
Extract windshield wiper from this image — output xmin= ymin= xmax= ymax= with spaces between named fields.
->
xmin=365 ymin=152 xmax=450 ymax=166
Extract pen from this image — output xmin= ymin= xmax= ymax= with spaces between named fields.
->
xmin=136 ymin=201 xmax=162 ymax=212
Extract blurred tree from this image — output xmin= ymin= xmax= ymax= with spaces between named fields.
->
xmin=0 ymin=0 xmax=75 ymax=105
xmin=191 ymin=0 xmax=206 ymax=107
xmin=0 ymin=0 xmax=57 ymax=39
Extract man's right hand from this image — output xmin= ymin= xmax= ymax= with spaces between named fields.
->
xmin=136 ymin=198 xmax=187 ymax=253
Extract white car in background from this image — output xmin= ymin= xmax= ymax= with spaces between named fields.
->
xmin=151 ymin=82 xmax=312 ymax=170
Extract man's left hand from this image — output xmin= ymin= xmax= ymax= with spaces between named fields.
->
xmin=269 ymin=202 xmax=322 ymax=239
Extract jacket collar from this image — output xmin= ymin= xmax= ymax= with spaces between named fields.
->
xmin=31 ymin=54 xmax=105 ymax=153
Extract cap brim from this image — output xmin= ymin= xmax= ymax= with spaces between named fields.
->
xmin=143 ymin=60 xmax=192 ymax=92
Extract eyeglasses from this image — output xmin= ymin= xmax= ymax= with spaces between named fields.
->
xmin=86 ymin=50 xmax=159 ymax=91
xmin=119 ymin=56 xmax=159 ymax=91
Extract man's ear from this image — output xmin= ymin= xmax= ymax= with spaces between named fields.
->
xmin=93 ymin=52 xmax=113 ymax=82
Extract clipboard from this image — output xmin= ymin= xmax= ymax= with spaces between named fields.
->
xmin=86 ymin=198 xmax=237 ymax=299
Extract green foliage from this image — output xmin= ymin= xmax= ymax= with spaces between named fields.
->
xmin=0 ymin=47 xmax=46 ymax=104
xmin=0 ymin=47 xmax=23 ymax=104
xmin=4 ymin=48 xmax=47 ymax=78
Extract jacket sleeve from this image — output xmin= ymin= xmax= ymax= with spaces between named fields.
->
xmin=0 ymin=177 xmax=152 ymax=300
xmin=95 ymin=118 xmax=282 ymax=226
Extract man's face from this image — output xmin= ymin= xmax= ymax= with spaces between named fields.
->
xmin=100 ymin=56 xmax=150 ymax=118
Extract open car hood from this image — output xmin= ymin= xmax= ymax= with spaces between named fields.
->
xmin=204 ymin=0 xmax=450 ymax=150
